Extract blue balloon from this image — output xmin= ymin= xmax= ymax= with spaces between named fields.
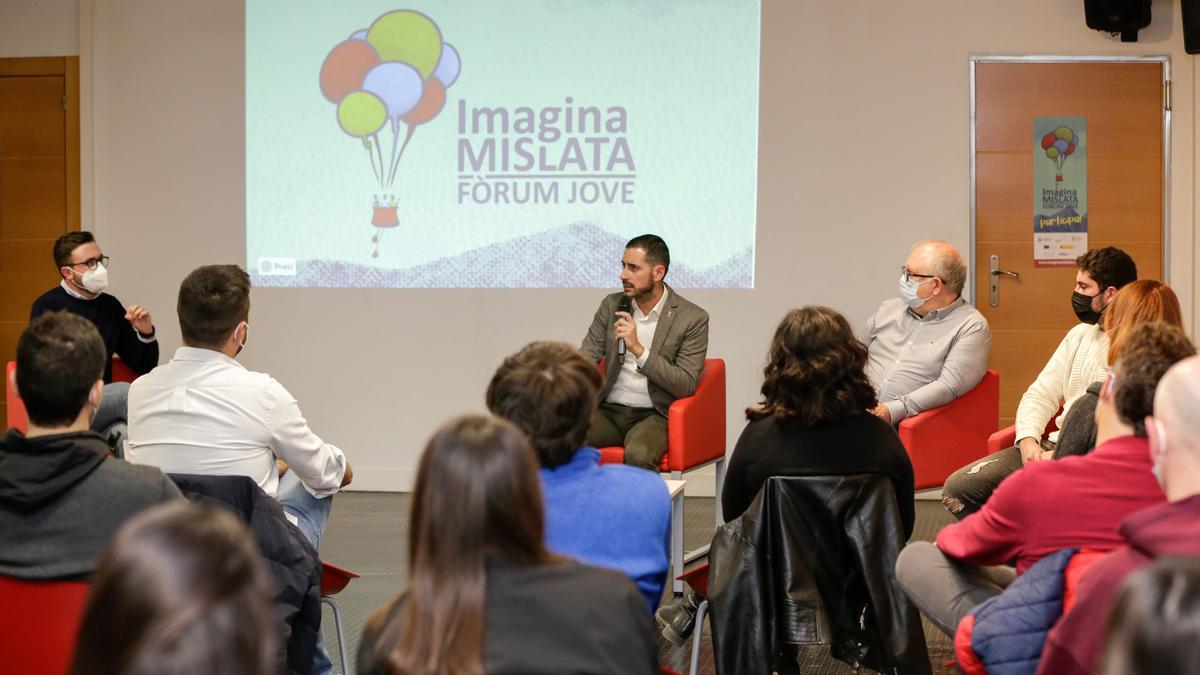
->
xmin=349 ymin=29 xmax=368 ymax=40
xmin=434 ymin=43 xmax=461 ymax=88
xmin=362 ymin=61 xmax=424 ymax=121
xmin=1052 ymin=139 xmax=1069 ymax=153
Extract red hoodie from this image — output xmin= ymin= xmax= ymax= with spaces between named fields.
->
xmin=1037 ymin=493 xmax=1200 ymax=675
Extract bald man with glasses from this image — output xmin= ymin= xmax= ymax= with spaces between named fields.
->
xmin=863 ymin=240 xmax=991 ymax=425
xmin=29 ymin=231 xmax=159 ymax=447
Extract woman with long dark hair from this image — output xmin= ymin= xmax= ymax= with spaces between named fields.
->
xmin=358 ymin=414 xmax=658 ymax=675
xmin=69 ymin=501 xmax=279 ymax=675
xmin=721 ymin=306 xmax=915 ymax=530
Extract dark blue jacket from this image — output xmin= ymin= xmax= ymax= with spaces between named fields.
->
xmin=969 ymin=547 xmax=1078 ymax=675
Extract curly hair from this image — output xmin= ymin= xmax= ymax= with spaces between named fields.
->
xmin=1113 ymin=322 xmax=1195 ymax=437
xmin=747 ymin=306 xmax=878 ymax=425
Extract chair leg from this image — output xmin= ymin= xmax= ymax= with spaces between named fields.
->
xmin=322 ymin=596 xmax=349 ymax=675
xmin=689 ymin=599 xmax=709 ymax=675
xmin=713 ymin=457 xmax=727 ymax=526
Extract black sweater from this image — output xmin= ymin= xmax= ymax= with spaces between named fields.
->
xmin=358 ymin=558 xmax=659 ymax=675
xmin=30 ymin=286 xmax=158 ymax=382
xmin=722 ymin=411 xmax=916 ymax=537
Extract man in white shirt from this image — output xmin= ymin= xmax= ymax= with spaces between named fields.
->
xmin=941 ymin=246 xmax=1137 ymax=518
xmin=580 ymin=235 xmax=709 ymax=470
xmin=126 ymin=265 xmax=352 ymax=549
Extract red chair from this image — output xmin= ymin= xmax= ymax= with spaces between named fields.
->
xmin=897 ymin=370 xmax=1000 ymax=490
xmin=597 ymin=358 xmax=727 ymax=508
xmin=321 ymin=562 xmax=360 ymax=673
xmin=986 ymin=408 xmax=1062 ymax=455
xmin=0 ymin=575 xmax=91 ymax=675
xmin=6 ymin=358 xmax=139 ymax=432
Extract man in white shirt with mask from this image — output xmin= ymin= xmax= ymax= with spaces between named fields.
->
xmin=30 ymin=231 xmax=159 ymax=446
xmin=863 ymin=240 xmax=992 ymax=424
xmin=126 ymin=265 xmax=352 ymax=548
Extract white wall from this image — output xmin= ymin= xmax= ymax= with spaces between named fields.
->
xmin=0 ymin=0 xmax=78 ymax=58
xmin=79 ymin=0 xmax=1197 ymax=494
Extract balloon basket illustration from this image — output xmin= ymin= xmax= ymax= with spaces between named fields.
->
xmin=319 ymin=10 xmax=461 ymax=258
xmin=1040 ymin=126 xmax=1077 ymax=183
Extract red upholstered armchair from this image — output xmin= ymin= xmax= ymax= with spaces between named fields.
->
xmin=0 ymin=575 xmax=91 ymax=675
xmin=598 ymin=358 xmax=727 ymax=505
xmin=898 ymin=370 xmax=1000 ymax=490
xmin=6 ymin=358 xmax=139 ymax=432
xmin=986 ymin=409 xmax=1061 ymax=455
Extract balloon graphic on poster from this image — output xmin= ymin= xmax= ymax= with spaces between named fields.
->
xmin=1040 ymin=126 xmax=1077 ymax=183
xmin=318 ymin=10 xmax=462 ymax=257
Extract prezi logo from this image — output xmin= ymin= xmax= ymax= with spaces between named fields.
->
xmin=258 ymin=258 xmax=297 ymax=276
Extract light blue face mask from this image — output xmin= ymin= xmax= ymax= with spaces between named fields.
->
xmin=898 ymin=273 xmax=933 ymax=309
xmin=1152 ymin=419 xmax=1168 ymax=491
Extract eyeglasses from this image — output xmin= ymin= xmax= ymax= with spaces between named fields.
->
xmin=68 ymin=255 xmax=109 ymax=270
xmin=901 ymin=266 xmax=938 ymax=284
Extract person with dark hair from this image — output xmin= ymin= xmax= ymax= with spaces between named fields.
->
xmin=0 ymin=312 xmax=179 ymax=579
xmin=1038 ymin=354 xmax=1200 ymax=675
xmin=942 ymin=246 xmax=1138 ymax=518
xmin=1052 ymin=280 xmax=1183 ymax=459
xmin=357 ymin=415 xmax=659 ymax=675
xmin=69 ymin=501 xmax=279 ymax=675
xmin=580 ymin=234 xmax=709 ymax=471
xmin=126 ymin=265 xmax=351 ymax=674
xmin=30 ymin=231 xmax=160 ymax=445
xmin=1095 ymin=557 xmax=1200 ymax=675
xmin=897 ymin=321 xmax=1192 ymax=638
xmin=487 ymin=341 xmax=670 ymax=610
xmin=658 ymin=306 xmax=915 ymax=645
xmin=864 ymin=240 xmax=991 ymax=424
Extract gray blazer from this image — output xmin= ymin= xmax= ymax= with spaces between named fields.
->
xmin=581 ymin=285 xmax=709 ymax=416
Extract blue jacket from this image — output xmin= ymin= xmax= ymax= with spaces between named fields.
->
xmin=540 ymin=447 xmax=671 ymax=611
xmin=969 ymin=547 xmax=1078 ymax=675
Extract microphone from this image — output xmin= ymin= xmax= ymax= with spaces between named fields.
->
xmin=616 ymin=295 xmax=633 ymax=364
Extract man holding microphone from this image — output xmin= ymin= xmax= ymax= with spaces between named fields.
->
xmin=580 ymin=234 xmax=710 ymax=471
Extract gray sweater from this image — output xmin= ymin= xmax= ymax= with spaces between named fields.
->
xmin=0 ymin=429 xmax=181 ymax=579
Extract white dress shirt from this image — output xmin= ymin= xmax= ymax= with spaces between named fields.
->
xmin=126 ymin=347 xmax=346 ymax=498
xmin=606 ymin=289 xmax=669 ymax=409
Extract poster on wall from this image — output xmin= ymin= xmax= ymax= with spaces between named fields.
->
xmin=1032 ymin=116 xmax=1087 ymax=267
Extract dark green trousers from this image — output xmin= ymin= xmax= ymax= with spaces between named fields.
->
xmin=585 ymin=401 xmax=668 ymax=472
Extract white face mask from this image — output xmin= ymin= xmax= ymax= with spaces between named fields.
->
xmin=1152 ymin=419 xmax=1168 ymax=491
xmin=898 ymin=273 xmax=933 ymax=309
xmin=75 ymin=263 xmax=109 ymax=294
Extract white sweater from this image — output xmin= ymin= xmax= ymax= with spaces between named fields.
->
xmin=1014 ymin=323 xmax=1110 ymax=444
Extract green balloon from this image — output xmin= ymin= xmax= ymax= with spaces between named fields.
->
xmin=366 ymin=10 xmax=442 ymax=79
xmin=1054 ymin=126 xmax=1074 ymax=143
xmin=338 ymin=91 xmax=387 ymax=138
xmin=1046 ymin=146 xmax=1061 ymax=159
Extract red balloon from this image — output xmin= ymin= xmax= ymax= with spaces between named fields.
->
xmin=1041 ymin=132 xmax=1057 ymax=150
xmin=1065 ymin=143 xmax=1076 ymax=156
xmin=319 ymin=40 xmax=379 ymax=103
xmin=402 ymin=77 xmax=446 ymax=126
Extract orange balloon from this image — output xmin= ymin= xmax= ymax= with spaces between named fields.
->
xmin=319 ymin=40 xmax=380 ymax=103
xmin=402 ymin=77 xmax=446 ymax=125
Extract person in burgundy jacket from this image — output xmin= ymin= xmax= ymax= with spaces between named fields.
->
xmin=895 ymin=322 xmax=1193 ymax=636
xmin=1038 ymin=353 xmax=1200 ymax=675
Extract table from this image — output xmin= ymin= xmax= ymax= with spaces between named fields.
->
xmin=664 ymin=478 xmax=686 ymax=594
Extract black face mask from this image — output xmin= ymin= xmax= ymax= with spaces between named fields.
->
xmin=1071 ymin=291 xmax=1102 ymax=325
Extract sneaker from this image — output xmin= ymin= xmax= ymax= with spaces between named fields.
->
xmin=656 ymin=588 xmax=701 ymax=645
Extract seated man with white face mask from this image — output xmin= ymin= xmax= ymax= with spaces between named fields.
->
xmin=31 ymin=231 xmax=159 ymax=446
xmin=863 ymin=240 xmax=992 ymax=425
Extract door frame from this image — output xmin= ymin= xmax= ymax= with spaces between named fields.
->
xmin=968 ymin=55 xmax=1171 ymax=304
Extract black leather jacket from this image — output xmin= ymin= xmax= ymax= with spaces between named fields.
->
xmin=708 ymin=475 xmax=930 ymax=675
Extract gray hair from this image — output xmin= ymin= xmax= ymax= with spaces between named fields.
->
xmin=912 ymin=239 xmax=967 ymax=296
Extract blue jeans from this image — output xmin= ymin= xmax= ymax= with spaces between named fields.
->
xmin=93 ymin=382 xmax=129 ymax=448
xmin=277 ymin=470 xmax=335 ymax=675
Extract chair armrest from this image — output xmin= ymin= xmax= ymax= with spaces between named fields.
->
xmin=898 ymin=370 xmax=999 ymax=490
xmin=664 ymin=359 xmax=726 ymax=472
xmin=987 ymin=425 xmax=1016 ymax=455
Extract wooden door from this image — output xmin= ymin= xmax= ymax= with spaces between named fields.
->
xmin=0 ymin=57 xmax=80 ymax=427
xmin=973 ymin=59 xmax=1165 ymax=427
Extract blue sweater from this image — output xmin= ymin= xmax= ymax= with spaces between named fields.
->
xmin=540 ymin=447 xmax=671 ymax=611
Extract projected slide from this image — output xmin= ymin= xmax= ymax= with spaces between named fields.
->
xmin=246 ymin=1 xmax=760 ymax=288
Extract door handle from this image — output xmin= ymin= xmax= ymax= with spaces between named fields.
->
xmin=988 ymin=254 xmax=1019 ymax=307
